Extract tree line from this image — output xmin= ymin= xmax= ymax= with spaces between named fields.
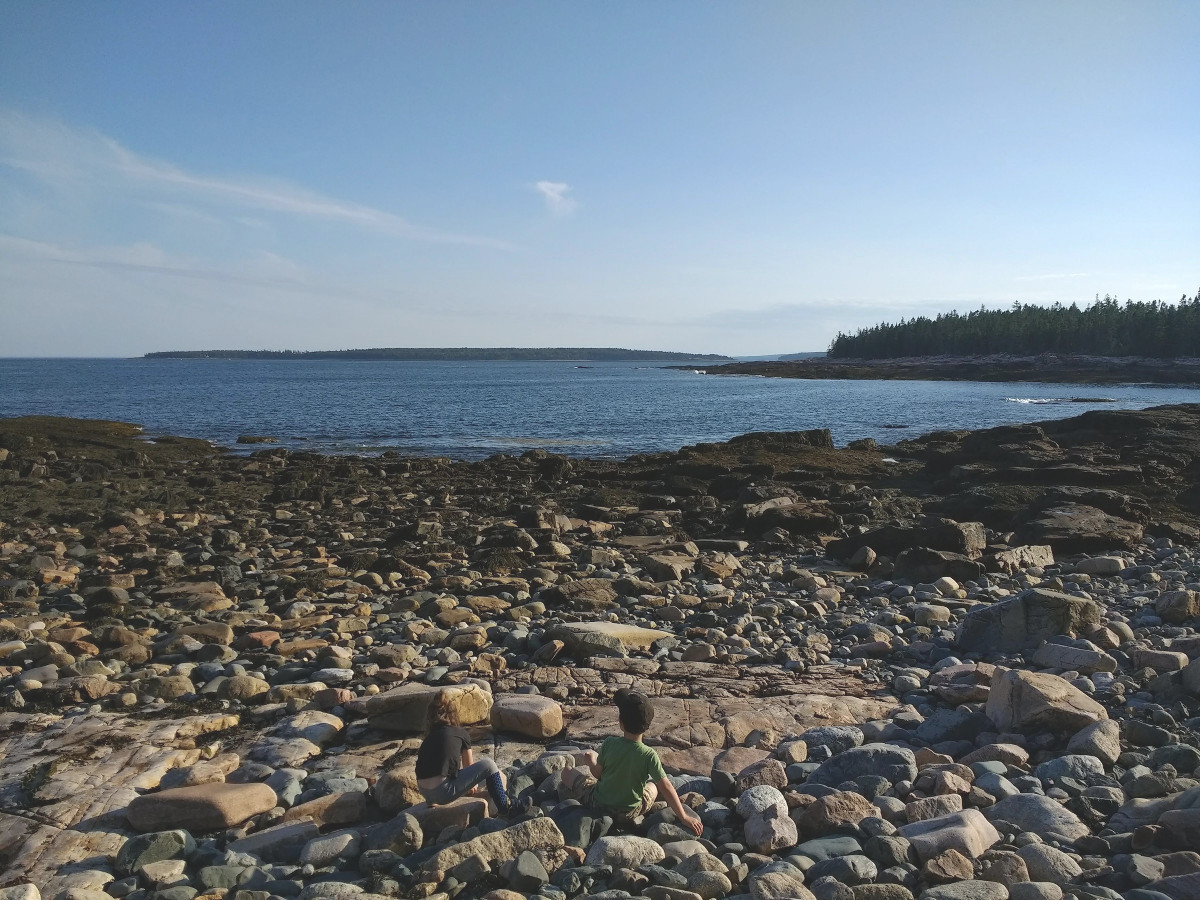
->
xmin=827 ymin=294 xmax=1200 ymax=359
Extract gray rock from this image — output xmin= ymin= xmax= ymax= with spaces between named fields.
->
xmin=115 ymin=830 xmax=195 ymax=877
xmin=736 ymin=785 xmax=788 ymax=819
xmin=919 ymin=883 xmax=1008 ymax=900
xmin=806 ymin=854 xmax=877 ymax=885
xmin=1066 ymin=720 xmax=1121 ymax=767
xmin=956 ymin=588 xmax=1101 ymax=652
xmin=1016 ymin=843 xmax=1083 ymax=885
xmin=984 ymin=794 xmax=1091 ymax=841
xmin=800 ymin=726 xmax=864 ymax=755
xmin=808 ymin=744 xmax=917 ymax=787
xmin=1033 ymin=754 xmax=1105 ymax=784
xmin=585 ymin=835 xmax=666 ymax=868
xmin=749 ymin=860 xmax=816 ymax=900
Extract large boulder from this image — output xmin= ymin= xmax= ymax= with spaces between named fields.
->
xmin=126 ymin=783 xmax=277 ymax=833
xmin=894 ymin=548 xmax=984 ymax=582
xmin=956 ymin=588 xmax=1102 ymax=652
xmin=364 ymin=682 xmax=492 ymax=733
xmin=985 ymin=668 xmax=1107 ymax=735
xmin=491 ymin=694 xmax=564 ymax=739
xmin=829 ymin=520 xmax=986 ymax=560
xmin=1016 ymin=503 xmax=1144 ymax=553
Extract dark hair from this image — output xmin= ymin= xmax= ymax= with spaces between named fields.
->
xmin=426 ymin=690 xmax=461 ymax=731
xmin=614 ymin=689 xmax=654 ymax=735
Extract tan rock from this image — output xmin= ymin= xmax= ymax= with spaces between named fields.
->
xmin=219 ymin=675 xmax=269 ymax=701
xmin=376 ymin=768 xmax=423 ymax=814
xmin=366 ymin=682 xmax=493 ymax=732
xmin=126 ymin=783 xmax=277 ymax=833
xmin=924 ymin=847 xmax=974 ymax=884
xmin=421 ymin=816 xmax=565 ymax=874
xmin=281 ymin=791 xmax=368 ymax=827
xmin=408 ymin=797 xmax=488 ymax=833
xmin=545 ymin=621 xmax=672 ymax=655
xmin=796 ymin=791 xmax=876 ymax=838
xmin=491 ymin=694 xmax=564 ymax=739
xmin=985 ymin=668 xmax=1107 ymax=735
xmin=898 ymin=809 xmax=1001 ymax=862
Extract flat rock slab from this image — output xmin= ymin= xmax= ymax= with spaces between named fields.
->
xmin=545 ymin=622 xmax=673 ymax=655
xmin=565 ymin=688 xmax=898 ymax=750
xmin=0 ymin=710 xmax=237 ymax=890
xmin=126 ymin=782 xmax=278 ymax=833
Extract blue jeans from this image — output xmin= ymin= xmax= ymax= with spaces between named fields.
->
xmin=419 ymin=757 xmax=501 ymax=806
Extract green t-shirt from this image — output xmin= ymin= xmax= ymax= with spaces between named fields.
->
xmin=593 ymin=735 xmax=666 ymax=813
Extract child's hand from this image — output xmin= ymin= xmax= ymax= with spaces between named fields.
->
xmin=682 ymin=810 xmax=703 ymax=836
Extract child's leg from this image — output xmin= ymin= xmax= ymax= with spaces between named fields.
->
xmin=638 ymin=781 xmax=659 ymax=815
xmin=447 ymin=757 xmax=510 ymax=811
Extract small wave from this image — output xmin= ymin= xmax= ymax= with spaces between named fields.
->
xmin=1005 ymin=397 xmax=1117 ymax=405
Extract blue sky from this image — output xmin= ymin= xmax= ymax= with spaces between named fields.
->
xmin=1 ymin=1 xmax=1197 ymax=357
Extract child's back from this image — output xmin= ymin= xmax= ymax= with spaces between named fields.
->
xmin=592 ymin=734 xmax=667 ymax=813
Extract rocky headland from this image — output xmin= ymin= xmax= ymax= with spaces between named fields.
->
xmin=2 ymin=406 xmax=1200 ymax=900
xmin=680 ymin=356 xmax=1200 ymax=385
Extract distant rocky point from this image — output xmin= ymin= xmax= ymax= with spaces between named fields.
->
xmin=683 ymin=353 xmax=1200 ymax=385
xmin=145 ymin=347 xmax=733 ymax=362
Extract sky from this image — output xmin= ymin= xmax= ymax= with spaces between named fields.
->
xmin=1 ymin=2 xmax=1197 ymax=357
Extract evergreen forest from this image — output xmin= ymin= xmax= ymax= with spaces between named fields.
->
xmin=827 ymin=294 xmax=1200 ymax=359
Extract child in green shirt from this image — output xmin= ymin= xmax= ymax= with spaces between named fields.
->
xmin=563 ymin=689 xmax=703 ymax=833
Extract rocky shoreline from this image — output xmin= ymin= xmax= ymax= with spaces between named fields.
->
xmin=677 ymin=355 xmax=1200 ymax=386
xmin=2 ymin=406 xmax=1199 ymax=900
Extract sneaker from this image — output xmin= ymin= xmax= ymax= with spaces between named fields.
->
xmin=507 ymin=795 xmax=534 ymax=818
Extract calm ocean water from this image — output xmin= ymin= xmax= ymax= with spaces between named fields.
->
xmin=2 ymin=358 xmax=1199 ymax=460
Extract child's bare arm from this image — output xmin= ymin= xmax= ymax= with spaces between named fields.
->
xmin=656 ymin=776 xmax=703 ymax=836
xmin=575 ymin=749 xmax=602 ymax=778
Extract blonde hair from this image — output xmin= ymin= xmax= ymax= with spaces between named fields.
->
xmin=426 ymin=690 xmax=461 ymax=731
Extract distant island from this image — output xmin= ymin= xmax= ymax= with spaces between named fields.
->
xmin=145 ymin=347 xmax=733 ymax=362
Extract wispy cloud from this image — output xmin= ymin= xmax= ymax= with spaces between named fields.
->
xmin=532 ymin=180 xmax=577 ymax=215
xmin=0 ymin=233 xmax=322 ymax=292
xmin=0 ymin=108 xmax=512 ymax=249
xmin=1014 ymin=272 xmax=1088 ymax=281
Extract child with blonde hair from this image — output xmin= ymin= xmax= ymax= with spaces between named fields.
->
xmin=414 ymin=690 xmax=529 ymax=815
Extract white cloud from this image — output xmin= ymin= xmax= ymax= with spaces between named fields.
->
xmin=532 ymin=180 xmax=577 ymax=215
xmin=0 ymin=108 xmax=512 ymax=249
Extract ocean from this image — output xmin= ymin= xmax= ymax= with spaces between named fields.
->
xmin=2 ymin=358 xmax=1199 ymax=459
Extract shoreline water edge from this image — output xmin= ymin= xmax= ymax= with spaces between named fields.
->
xmin=1 ymin=407 xmax=1199 ymax=899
